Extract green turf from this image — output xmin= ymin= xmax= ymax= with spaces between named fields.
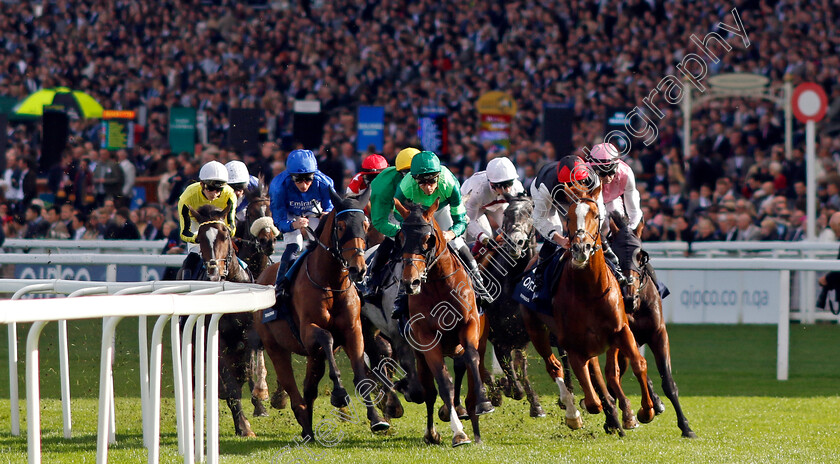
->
xmin=1 ymin=321 xmax=839 ymax=463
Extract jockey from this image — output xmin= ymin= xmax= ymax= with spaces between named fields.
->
xmin=461 ymin=156 xmax=524 ymax=248
xmin=177 ymin=160 xmax=237 ymax=279
xmin=585 ymin=143 xmax=643 ymax=232
xmin=364 ymin=147 xmax=420 ymax=298
xmin=346 ymin=154 xmax=389 ymax=200
xmin=225 ymin=160 xmax=259 ymax=222
xmin=269 ymin=149 xmax=335 ymax=296
xmin=393 ymin=151 xmax=491 ymax=309
xmin=529 ymin=155 xmax=627 ymax=295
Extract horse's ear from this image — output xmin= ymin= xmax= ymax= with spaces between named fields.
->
xmin=502 ymin=192 xmax=513 ymax=202
xmin=591 ymin=183 xmax=602 ymax=200
xmin=424 ymin=198 xmax=440 ymax=220
xmin=638 ymin=249 xmax=649 ymax=266
xmin=609 ymin=217 xmax=619 ymax=235
xmin=358 ymin=185 xmax=372 ymax=208
xmin=634 ymin=217 xmax=645 ymax=239
xmin=187 ymin=205 xmax=201 ymax=221
xmin=221 ymin=203 xmax=231 ymax=219
xmin=394 ymin=198 xmax=410 ymax=219
xmin=329 ymin=188 xmax=343 ymax=209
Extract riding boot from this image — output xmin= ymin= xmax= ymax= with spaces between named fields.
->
xmin=602 ymin=243 xmax=628 ymax=287
xmin=456 ymin=242 xmax=492 ymax=302
xmin=363 ymin=237 xmax=395 ymax=299
xmin=392 ymin=291 xmax=408 ymax=320
xmin=275 ymin=244 xmax=299 ymax=300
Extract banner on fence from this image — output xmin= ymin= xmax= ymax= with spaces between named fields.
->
xmin=659 ymin=270 xmax=780 ymax=324
xmin=14 ymin=264 xmax=166 ymax=286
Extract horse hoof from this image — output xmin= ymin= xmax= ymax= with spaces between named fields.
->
xmin=456 ymin=405 xmax=470 ymax=419
xmin=530 ymin=405 xmax=546 ymax=418
xmin=438 ymin=404 xmax=450 ymax=422
xmin=253 ymin=406 xmax=269 ymax=418
xmin=489 ymin=390 xmax=503 ymax=408
xmin=253 ymin=387 xmax=270 ymax=402
xmin=424 ymin=429 xmax=441 ymax=445
xmin=637 ymin=407 xmax=655 ymax=424
xmin=512 ymin=387 xmax=525 ymax=401
xmin=475 ymin=401 xmax=494 ymax=416
xmin=331 ymin=389 xmax=350 ymax=408
xmin=655 ymin=400 xmax=666 ymax=415
xmin=370 ymin=420 xmax=390 ymax=433
xmin=565 ymin=411 xmax=583 ymax=430
xmin=452 ymin=432 xmax=471 ymax=447
xmin=385 ymin=400 xmax=404 ymax=419
xmin=271 ymin=390 xmax=288 ymax=410
xmin=683 ymin=430 xmax=698 ymax=439
xmin=623 ymin=416 xmax=639 ymax=430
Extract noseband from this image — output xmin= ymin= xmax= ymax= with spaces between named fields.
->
xmin=198 ymin=219 xmax=234 ymax=278
xmin=309 ymin=208 xmax=367 ymax=270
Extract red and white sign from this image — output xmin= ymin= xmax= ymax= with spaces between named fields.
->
xmin=792 ymin=82 xmax=828 ymax=123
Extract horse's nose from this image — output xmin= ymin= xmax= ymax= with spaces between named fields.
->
xmin=571 ymin=243 xmax=581 ymax=254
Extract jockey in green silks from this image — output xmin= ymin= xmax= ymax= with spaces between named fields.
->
xmin=392 ymin=151 xmax=492 ymax=310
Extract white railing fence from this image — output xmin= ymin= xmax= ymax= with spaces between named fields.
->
xmin=0 ymin=279 xmax=275 ymax=464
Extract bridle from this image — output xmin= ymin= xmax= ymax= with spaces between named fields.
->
xmin=568 ymin=197 xmax=603 ymax=260
xmin=498 ymin=202 xmax=535 ymax=259
xmin=307 ymin=207 xmax=367 ymax=275
xmin=198 ymin=219 xmax=234 ymax=279
xmin=401 ymin=220 xmax=450 ymax=285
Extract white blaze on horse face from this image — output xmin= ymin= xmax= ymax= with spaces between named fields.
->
xmin=205 ymin=227 xmax=219 ymax=258
xmin=555 ymin=377 xmax=581 ymax=420
xmin=575 ymin=202 xmax=590 ymax=234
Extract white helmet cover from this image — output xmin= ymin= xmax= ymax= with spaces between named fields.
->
xmin=199 ymin=160 xmax=229 ymax=183
xmin=225 ymin=160 xmax=250 ymax=184
xmin=486 ymin=157 xmax=518 ymax=183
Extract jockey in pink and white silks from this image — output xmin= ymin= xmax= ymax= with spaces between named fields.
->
xmin=461 ymin=157 xmax=525 ymax=246
xmin=586 ymin=143 xmax=643 ymax=232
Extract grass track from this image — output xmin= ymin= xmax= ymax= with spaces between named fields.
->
xmin=1 ymin=321 xmax=839 ymax=463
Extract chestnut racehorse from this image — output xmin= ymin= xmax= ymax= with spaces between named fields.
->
xmin=521 ymin=185 xmax=655 ymax=436
xmin=253 ymin=190 xmax=390 ymax=440
xmin=394 ymin=198 xmax=494 ymax=447
xmin=607 ymin=212 xmax=696 ymax=438
xmin=178 ymin=204 xmax=257 ymax=437
xmin=234 ymin=181 xmax=279 ymax=417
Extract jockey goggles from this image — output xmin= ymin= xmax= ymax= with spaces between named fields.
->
xmin=592 ymin=160 xmax=618 ymax=176
xmin=203 ymin=181 xmax=226 ymax=192
xmin=414 ymin=173 xmax=439 ymax=185
xmin=229 ymin=182 xmax=246 ymax=192
xmin=491 ymin=180 xmax=514 ymax=189
xmin=292 ymin=173 xmax=314 ymax=183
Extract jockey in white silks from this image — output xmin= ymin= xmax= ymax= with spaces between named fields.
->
xmin=461 ymin=157 xmax=525 ymax=246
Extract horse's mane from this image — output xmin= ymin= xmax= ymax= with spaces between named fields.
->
xmin=196 ymin=204 xmax=226 ymax=220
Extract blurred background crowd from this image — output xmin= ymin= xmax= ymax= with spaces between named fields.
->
xmin=2 ymin=0 xmax=840 ymax=246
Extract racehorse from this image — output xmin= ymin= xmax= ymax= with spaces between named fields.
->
xmin=394 ymin=198 xmax=494 ymax=447
xmin=253 ymin=190 xmax=390 ymax=440
xmin=234 ymin=181 xmax=280 ymax=417
xmin=177 ymin=204 xmax=257 ymax=437
xmin=521 ymin=185 xmax=655 ymax=436
xmin=448 ymin=193 xmax=544 ymax=419
xmin=607 ymin=212 xmax=696 ymax=438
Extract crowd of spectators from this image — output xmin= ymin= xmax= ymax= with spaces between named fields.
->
xmin=2 ymin=0 xmax=840 ymax=245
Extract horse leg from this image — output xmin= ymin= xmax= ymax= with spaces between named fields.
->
xmin=522 ymin=308 xmax=580 ymax=428
xmin=218 ymin=337 xmax=254 ymax=437
xmin=505 ymin=346 xmax=525 ymax=400
xmin=477 ymin=314 xmax=501 ymax=407
xmin=247 ymin=327 xmax=269 ymax=417
xmin=309 ymin=327 xmax=350 ymax=408
xmin=416 ymin=352 xmax=440 ymax=445
xmin=373 ymin=333 xmax=405 ymax=420
xmin=439 ymin=357 xmax=469 ymax=422
xmin=515 ymin=348 xmax=545 ymax=418
xmin=463 ymin=343 xmax=494 ymax=416
xmin=390 ymin=335 xmax=425 ymax=404
xmin=256 ymin=321 xmax=309 ymax=437
xmin=616 ymin=325 xmax=656 ymax=424
xmin=605 ymin=346 xmax=638 ymax=430
xmin=426 ymin=349 xmax=470 ymax=447
xmin=342 ymin=325 xmax=390 ymax=432
xmin=495 ymin=345 xmax=519 ymax=399
xmin=302 ymin=354 xmax=326 ymax=440
xmin=587 ymin=356 xmax=624 ymax=436
xmin=650 ymin=328 xmax=697 ymax=438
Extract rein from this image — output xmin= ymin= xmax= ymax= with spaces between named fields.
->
xmin=401 ymin=221 xmax=456 ymax=284
xmin=303 ymin=207 xmax=366 ymax=292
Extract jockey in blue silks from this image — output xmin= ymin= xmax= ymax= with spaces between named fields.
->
xmin=269 ymin=149 xmax=335 ymax=295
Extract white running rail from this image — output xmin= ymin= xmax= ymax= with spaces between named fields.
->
xmin=0 ymin=279 xmax=274 ymax=464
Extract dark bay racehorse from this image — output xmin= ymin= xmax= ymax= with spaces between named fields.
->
xmin=234 ymin=181 xmax=279 ymax=417
xmin=394 ymin=198 xmax=494 ymax=447
xmin=448 ymin=193 xmax=544 ymax=419
xmin=253 ymin=190 xmax=390 ymax=440
xmin=521 ymin=185 xmax=655 ymax=436
xmin=608 ymin=212 xmax=696 ymax=438
xmin=178 ymin=204 xmax=257 ymax=437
